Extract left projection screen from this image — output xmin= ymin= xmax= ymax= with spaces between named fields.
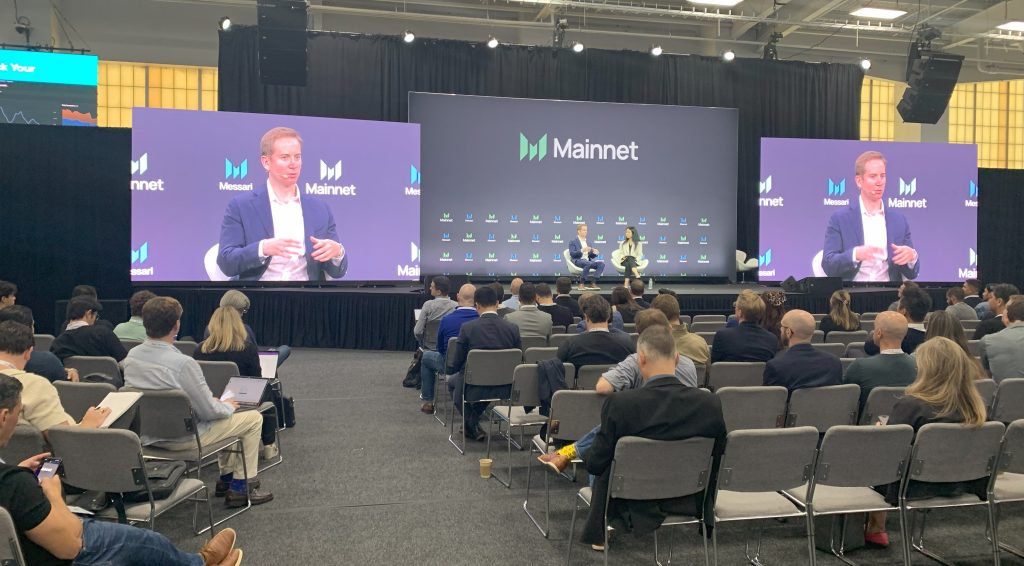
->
xmin=131 ymin=109 xmax=421 ymax=283
xmin=0 ymin=48 xmax=97 ymax=126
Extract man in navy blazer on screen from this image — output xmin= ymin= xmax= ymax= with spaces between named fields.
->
xmin=822 ymin=150 xmax=919 ymax=282
xmin=217 ymin=127 xmax=349 ymax=281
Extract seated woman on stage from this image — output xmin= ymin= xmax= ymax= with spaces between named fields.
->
xmin=618 ymin=226 xmax=644 ymax=286
xmin=865 ymin=336 xmax=988 ymax=548
xmin=609 ymin=286 xmax=642 ymax=324
xmin=818 ymin=290 xmax=861 ymax=337
xmin=195 ymin=306 xmax=262 ymax=376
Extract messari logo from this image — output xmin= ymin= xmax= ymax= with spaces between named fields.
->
xmin=406 ymin=166 xmax=422 ymax=196
xmin=510 ymin=214 xmax=519 ymax=223
xmin=486 ymin=233 xmax=496 ymax=242
xmin=465 ymin=213 xmax=474 ymax=222
xmin=225 ymin=159 xmax=248 ymax=180
xmin=824 ymin=178 xmax=849 ymax=206
xmin=638 ymin=216 xmax=647 ymax=225
xmin=441 ymin=232 xmax=451 ymax=242
xmin=553 ymin=215 xmax=562 ymax=223
xmin=758 ymin=249 xmax=775 ymax=277
xmin=965 ymin=180 xmax=979 ymax=208
xmin=531 ymin=234 xmax=541 ymax=243
xmin=596 ymin=215 xmax=605 ymax=225
xmin=699 ymin=235 xmax=708 ymax=245
xmin=658 ymin=235 xmax=667 ymax=244
xmin=130 ymin=242 xmax=153 ymax=276
xmin=679 ymin=255 xmax=688 ymax=263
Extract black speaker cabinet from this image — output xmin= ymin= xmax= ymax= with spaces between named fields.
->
xmin=897 ymin=49 xmax=964 ymax=124
xmin=258 ymin=0 xmax=308 ymax=86
xmin=796 ymin=276 xmax=843 ymax=296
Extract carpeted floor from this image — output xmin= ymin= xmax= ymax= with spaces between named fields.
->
xmin=155 ymin=348 xmax=1024 ymax=565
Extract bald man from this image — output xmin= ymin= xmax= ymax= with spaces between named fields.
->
xmin=762 ymin=309 xmax=843 ymax=391
xmin=844 ymin=311 xmax=917 ymax=410
xmin=418 ymin=284 xmax=478 ymax=414
xmin=501 ymin=278 xmax=524 ymax=311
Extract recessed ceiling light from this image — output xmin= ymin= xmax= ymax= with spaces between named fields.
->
xmin=997 ymin=21 xmax=1024 ymax=32
xmin=571 ymin=41 xmax=584 ymax=53
xmin=722 ymin=50 xmax=735 ymax=62
xmin=687 ymin=0 xmax=744 ymax=6
xmin=860 ymin=58 xmax=872 ymax=70
xmin=850 ymin=7 xmax=907 ymax=20
xmin=650 ymin=45 xmax=663 ymax=56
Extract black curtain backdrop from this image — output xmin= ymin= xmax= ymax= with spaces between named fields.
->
xmin=978 ymin=168 xmax=1024 ymax=290
xmin=218 ymin=26 xmax=865 ymax=256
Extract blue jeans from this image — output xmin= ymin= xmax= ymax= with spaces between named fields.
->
xmin=275 ymin=345 xmax=291 ymax=367
xmin=575 ymin=425 xmax=599 ymax=460
xmin=419 ymin=350 xmax=444 ymax=402
xmin=74 ymin=519 xmax=203 ymax=565
xmin=579 ymin=260 xmax=605 ymax=283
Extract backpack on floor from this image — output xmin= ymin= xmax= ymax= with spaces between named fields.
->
xmin=402 ymin=350 xmax=423 ymax=389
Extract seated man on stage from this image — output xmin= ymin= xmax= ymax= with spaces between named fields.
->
xmin=568 ymin=224 xmax=604 ymax=291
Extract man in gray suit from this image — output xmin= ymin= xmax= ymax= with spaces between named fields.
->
xmin=981 ymin=295 xmax=1024 ymax=382
xmin=945 ymin=287 xmax=979 ymax=321
xmin=504 ymin=282 xmax=553 ymax=338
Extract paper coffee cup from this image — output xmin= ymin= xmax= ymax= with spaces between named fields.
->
xmin=479 ymin=458 xmax=493 ymax=478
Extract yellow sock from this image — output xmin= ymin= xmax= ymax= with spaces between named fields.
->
xmin=557 ymin=444 xmax=577 ymax=459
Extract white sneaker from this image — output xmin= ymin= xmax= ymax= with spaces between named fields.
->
xmin=261 ymin=443 xmax=280 ymax=460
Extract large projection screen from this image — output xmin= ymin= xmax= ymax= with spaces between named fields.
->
xmin=411 ymin=93 xmax=738 ymax=280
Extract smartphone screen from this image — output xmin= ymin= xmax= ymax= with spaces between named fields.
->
xmin=35 ymin=458 xmax=61 ymax=481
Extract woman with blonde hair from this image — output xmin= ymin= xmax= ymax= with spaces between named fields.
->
xmin=194 ymin=306 xmax=262 ymax=376
xmin=865 ymin=336 xmax=987 ymax=547
xmin=819 ymin=290 xmax=861 ymax=337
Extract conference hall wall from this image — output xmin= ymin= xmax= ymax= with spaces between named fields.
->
xmin=412 ymin=93 xmax=738 ymax=280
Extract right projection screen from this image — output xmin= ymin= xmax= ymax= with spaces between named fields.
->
xmin=758 ymin=139 xmax=977 ymax=283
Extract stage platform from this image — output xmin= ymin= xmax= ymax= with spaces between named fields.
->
xmin=150 ymin=282 xmax=925 ymax=351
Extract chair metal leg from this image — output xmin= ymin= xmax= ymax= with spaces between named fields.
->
xmin=712 ymin=520 xmax=720 ymax=566
xmin=522 ymin=442 xmax=551 ymax=537
xmin=898 ymin=506 xmax=913 ymax=566
xmin=566 ymin=494 xmax=581 ymax=566
xmin=447 ymin=395 xmax=465 ymax=455
xmin=805 ymin=508 xmax=817 ymax=566
xmin=432 ymin=371 xmax=447 ymax=426
xmin=988 ymin=502 xmax=1002 ymax=566
xmin=910 ymin=510 xmax=958 ymax=566
xmin=743 ymin=521 xmax=767 ymax=566
xmin=190 ymin=485 xmax=215 ymax=537
xmin=825 ymin=515 xmax=859 ymax=566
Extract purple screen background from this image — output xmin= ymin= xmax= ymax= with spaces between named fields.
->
xmin=131 ymin=109 xmax=420 ymax=282
xmin=758 ymin=138 xmax=978 ymax=283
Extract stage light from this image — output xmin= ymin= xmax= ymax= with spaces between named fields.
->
xmin=998 ymin=21 xmax=1024 ymax=32
xmin=850 ymin=7 xmax=907 ymax=20
xmin=218 ymin=17 xmax=232 ymax=31
xmin=763 ymin=32 xmax=781 ymax=61
xmin=487 ymin=36 xmax=499 ymax=49
xmin=571 ymin=41 xmax=584 ymax=53
xmin=722 ymin=50 xmax=736 ymax=62
xmin=650 ymin=45 xmax=663 ymax=57
xmin=860 ymin=58 xmax=872 ymax=71
xmin=402 ymin=30 xmax=415 ymax=43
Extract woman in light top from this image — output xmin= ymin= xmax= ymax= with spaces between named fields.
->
xmin=618 ymin=226 xmax=644 ymax=286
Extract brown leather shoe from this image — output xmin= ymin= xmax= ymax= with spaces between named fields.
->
xmin=538 ymin=452 xmax=570 ymax=474
xmin=225 ymin=487 xmax=274 ymax=508
xmin=216 ymin=549 xmax=242 ymax=566
xmin=420 ymin=402 xmax=434 ymax=414
xmin=215 ymin=478 xmax=259 ymax=497
xmin=199 ymin=528 xmax=236 ymax=565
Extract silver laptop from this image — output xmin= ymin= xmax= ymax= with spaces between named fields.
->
xmin=220 ymin=377 xmax=270 ymax=409
xmin=258 ymin=350 xmax=279 ymax=380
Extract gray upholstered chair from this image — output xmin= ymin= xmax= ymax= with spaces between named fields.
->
xmin=0 ymin=507 xmax=26 ymax=565
xmin=785 ymin=384 xmax=860 ymax=432
xmin=707 ymin=362 xmax=766 ymax=391
xmin=692 ymin=314 xmax=727 ymax=324
xmin=992 ymin=419 xmax=1024 ymax=559
xmin=825 ymin=331 xmax=869 ymax=347
xmin=858 ymin=386 xmax=906 ymax=425
xmin=63 ymin=356 xmax=122 ymax=387
xmin=716 ymin=386 xmax=787 ymax=432
xmin=486 ymin=364 xmax=549 ymax=488
xmin=447 ymin=348 xmax=521 ymax=455
xmin=976 ymin=378 xmax=998 ymax=409
xmin=844 ymin=342 xmax=868 ymax=358
xmin=691 ymin=321 xmax=726 ymax=333
xmin=520 ymin=335 xmax=548 ymax=350
xmin=575 ymin=364 xmax=616 ymax=390
xmin=33 ymin=334 xmax=55 ymax=352
xmin=523 ymin=347 xmax=558 ymax=364
xmin=53 ymin=381 xmax=115 ymax=422
xmin=0 ymin=425 xmax=45 ymax=467
xmin=195 ymin=361 xmax=240 ymax=397
xmin=991 ymin=379 xmax=1024 ymax=423
xmin=810 ymin=343 xmax=846 ymax=357
xmin=548 ymin=334 xmax=574 ymax=348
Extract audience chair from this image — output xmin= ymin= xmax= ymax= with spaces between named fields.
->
xmin=621 ymin=323 xmax=636 ymax=333
xmin=524 ymin=390 xmax=604 ymax=538
xmin=693 ymin=363 xmax=707 ymax=385
xmin=967 ymin=340 xmax=983 ymax=357
xmin=825 ymin=331 xmax=869 ymax=347
xmin=991 ymin=379 xmax=1024 ymax=424
xmin=421 ymin=318 xmax=442 ymax=351
xmin=566 ymin=437 xmax=715 ymax=566
xmin=486 ymin=364 xmax=549 ymax=488
xmin=707 ymin=362 xmax=766 ymax=391
xmin=520 ymin=335 xmax=548 ymax=351
xmin=785 ymin=385 xmax=860 ymax=433
xmin=859 ymin=320 xmax=875 ymax=333
xmin=63 ymin=356 xmax=122 ymax=387
xmin=810 ymin=343 xmax=846 ymax=357
xmin=0 ymin=425 xmax=46 ymax=466
xmin=551 ymin=325 xmax=568 ymax=335
xmin=52 ymin=381 xmax=136 ymax=429
xmin=716 ymin=386 xmax=787 ymax=432
xmin=523 ymin=347 xmax=559 ymax=364
xmin=860 ymin=312 xmax=879 ymax=321
xmin=976 ymin=379 xmax=998 ymax=409
xmin=574 ymin=364 xmax=616 ymax=390
xmin=629 ymin=332 xmax=639 ymax=347
xmin=196 ymin=361 xmax=241 ymax=397
xmin=0 ymin=507 xmax=26 ymax=566
xmin=49 ymin=425 xmax=215 ymax=535
xmin=840 ymin=358 xmax=855 ymax=376
xmin=448 ymin=349 xmax=521 ymax=455
xmin=692 ymin=314 xmax=727 ymax=324
xmin=120 ymin=339 xmax=143 ymax=351
xmin=811 ymin=330 xmax=824 ymax=344
xmin=812 ymin=313 xmax=827 ymax=322
xmin=32 ymin=333 xmax=55 ymax=352
xmin=549 ymin=334 xmax=574 ymax=349
xmin=844 ymin=342 xmax=868 ymax=359
xmin=992 ymin=419 xmax=1024 ymax=559
xmin=572 ymin=317 xmax=582 ymax=325
xmin=961 ymin=319 xmax=981 ymax=332
xmin=858 ymin=386 xmax=906 ymax=426
xmin=712 ymin=427 xmax=820 ymax=566
xmin=432 ymin=337 xmax=460 ymax=427
xmin=126 ymin=388 xmax=251 ymax=530
xmin=691 ymin=321 xmax=726 ymax=333
xmin=697 ymin=332 xmax=716 ymax=346
xmin=173 ymin=340 xmax=199 ymax=356
xmin=783 ymin=425 xmax=915 ymax=566
xmin=679 ymin=315 xmax=692 ymax=326
xmin=899 ymin=421 xmax=1005 ymax=566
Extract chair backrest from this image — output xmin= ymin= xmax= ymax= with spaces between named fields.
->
xmin=716 ymin=386 xmax=787 ymax=432
xmin=520 ymin=335 xmax=548 ymax=350
xmin=844 ymin=342 xmax=868 ymax=358
xmin=120 ymin=339 xmax=143 ymax=351
xmin=908 ymin=421 xmax=1005 ymax=483
xmin=679 ymin=315 xmax=692 ymax=326
xmin=173 ymin=340 xmax=198 ymax=356
xmin=464 ymin=349 xmax=522 ymax=387
xmin=126 ymin=388 xmax=197 ymax=440
xmin=786 ymin=384 xmax=860 ymax=432
xmin=549 ymin=334 xmax=573 ymax=348
xmin=628 ymin=333 xmax=639 ymax=347
xmin=861 ymin=312 xmax=879 ymax=321
xmin=196 ymin=360 xmax=240 ymax=397
xmin=547 ymin=390 xmax=605 ymax=443
xmin=610 ymin=436 xmax=716 ymax=501
xmin=707 ymin=362 xmax=766 ymax=391
xmin=422 ymin=318 xmax=442 ymax=351
xmin=0 ymin=425 xmax=46 ymax=466
xmin=810 ymin=330 xmax=824 ymax=344
xmin=444 ymin=336 xmax=459 ymax=370
xmin=999 ymin=419 xmax=1024 ymax=475
xmin=63 ymin=356 xmax=122 ymax=386
xmin=860 ymin=320 xmax=876 ymax=333
xmin=690 ymin=321 xmax=726 ymax=333
xmin=812 ymin=313 xmax=827 ymax=322
xmin=976 ymin=379 xmax=998 ymax=408
xmin=509 ymin=364 xmax=542 ymax=408
xmin=48 ymin=426 xmax=149 ymax=494
xmin=858 ymin=386 xmax=906 ymax=425
xmin=53 ymin=381 xmax=116 ymax=421
xmin=840 ymin=358 xmax=855 ymax=376
xmin=825 ymin=331 xmax=869 ymax=346
xmin=32 ymin=334 xmax=55 ymax=352
xmin=814 ymin=425 xmax=914 ymax=488
xmin=717 ymin=427 xmax=819 ymax=492
xmin=810 ymin=343 xmax=846 ymax=357
xmin=575 ymin=364 xmax=616 ymax=390
xmin=961 ymin=319 xmax=981 ymax=331
xmin=0 ymin=507 xmax=25 ymax=566
xmin=622 ymin=323 xmax=637 ymax=333
xmin=551 ymin=325 xmax=568 ymax=335
xmin=697 ymin=332 xmax=716 ymax=346
xmin=967 ymin=340 xmax=983 ymax=357
xmin=523 ymin=346 xmax=559 ymax=364
xmin=692 ymin=314 xmax=726 ymax=324
xmin=992 ymin=379 xmax=1024 ymax=423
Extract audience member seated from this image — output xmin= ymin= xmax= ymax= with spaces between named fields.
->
xmin=65 ymin=285 xmax=114 ymax=331
xmin=973 ymin=283 xmax=1020 ymax=340
xmin=887 ymin=281 xmax=917 ymax=312
xmin=414 ymin=276 xmax=456 ymax=348
xmin=923 ymin=311 xmax=972 ymax=357
xmin=124 ymin=297 xmax=273 ymax=507
xmin=865 ymin=286 xmax=929 ymax=355
xmin=865 ymin=337 xmax=988 ymax=548
xmin=535 ymin=283 xmax=574 ymax=327
xmin=554 ymin=277 xmax=583 ymax=319
xmin=711 ymin=290 xmax=778 ymax=363
xmin=0 ymin=280 xmax=15 ymax=309
xmin=609 ymin=286 xmax=642 ymax=324
xmin=0 ymin=374 xmax=244 ymax=566
xmin=210 ymin=290 xmax=291 ymax=367
xmin=574 ymin=293 xmax=625 ymax=333
xmin=487 ymin=282 xmax=513 ymax=317
xmin=650 ymin=294 xmax=709 ymax=366
xmin=818 ymin=290 xmax=861 ymax=337
xmin=760 ymin=291 xmax=788 ymax=348
xmin=194 ymin=307 xmax=262 ymax=377
xmin=113 ymin=290 xmax=157 ymax=341
xmin=597 ymin=310 xmax=699 ymax=391
xmin=418 ymin=284 xmax=477 ymax=414
xmin=50 ymin=297 xmax=127 ymax=363
xmin=0 ymin=306 xmax=77 ymax=383
xmin=844 ymin=311 xmax=917 ymax=410
xmin=981 ymin=294 xmax=1024 ymax=381
xmin=629 ymin=279 xmax=650 ymax=309
xmin=962 ymin=278 xmax=983 ymax=308
xmin=977 ymin=283 xmax=996 ymax=320
xmin=559 ymin=295 xmax=634 ymax=373
xmin=944 ymin=287 xmax=979 ymax=321
xmin=0 ymin=321 xmax=108 ymax=439
xmin=447 ymin=286 xmax=520 ymax=441
xmin=500 ymin=278 xmax=523 ymax=311
xmin=504 ymin=282 xmax=552 ymax=338
xmin=763 ymin=310 xmax=842 ymax=392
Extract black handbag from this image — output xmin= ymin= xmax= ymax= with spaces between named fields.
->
xmin=402 ymin=350 xmax=423 ymax=388
xmin=121 ymin=460 xmax=187 ymax=504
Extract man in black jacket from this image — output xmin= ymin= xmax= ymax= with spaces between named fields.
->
xmin=448 ymin=286 xmax=521 ymax=440
xmin=49 ymin=297 xmax=127 ymax=362
xmin=973 ymin=283 xmax=1020 ymax=340
xmin=763 ymin=310 xmax=843 ymax=391
xmin=710 ymin=290 xmax=778 ymax=363
xmin=579 ymin=325 xmax=726 ymax=548
xmin=553 ymin=277 xmax=583 ymax=319
xmin=865 ymin=286 xmax=930 ymax=355
xmin=535 ymin=283 xmax=574 ymax=327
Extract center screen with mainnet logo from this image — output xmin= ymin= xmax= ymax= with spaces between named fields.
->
xmin=410 ymin=94 xmax=738 ymax=279
xmin=130 ymin=109 xmax=420 ymax=283
xmin=758 ymin=138 xmax=978 ymax=283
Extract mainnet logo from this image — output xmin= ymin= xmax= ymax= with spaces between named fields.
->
xmin=131 ymin=153 xmax=148 ymax=175
xmin=890 ymin=178 xmax=927 ymax=209
xmin=959 ymin=247 xmax=978 ymax=279
xmin=759 ymin=175 xmax=783 ymax=207
xmin=308 ymin=160 xmax=356 ymax=196
xmin=131 ymin=153 xmax=165 ymax=192
xmin=759 ymin=176 xmax=772 ymax=194
xmin=320 ymin=160 xmax=342 ymax=181
xmin=520 ymin=133 xmax=548 ymax=161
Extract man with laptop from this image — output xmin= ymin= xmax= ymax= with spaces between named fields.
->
xmin=123 ymin=297 xmax=273 ymax=507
